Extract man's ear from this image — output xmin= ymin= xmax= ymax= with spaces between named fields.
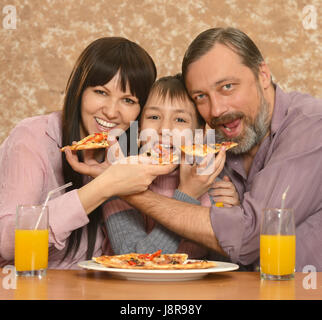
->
xmin=258 ymin=62 xmax=272 ymax=90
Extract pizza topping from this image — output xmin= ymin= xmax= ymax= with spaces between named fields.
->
xmin=149 ymin=249 xmax=162 ymax=260
xmin=61 ymin=132 xmax=109 ymax=151
xmin=142 ymin=144 xmax=179 ymax=164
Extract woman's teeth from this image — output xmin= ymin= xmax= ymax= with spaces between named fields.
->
xmin=95 ymin=117 xmax=117 ymax=129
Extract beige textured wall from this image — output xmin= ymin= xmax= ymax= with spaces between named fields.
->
xmin=0 ymin=0 xmax=321 ymax=143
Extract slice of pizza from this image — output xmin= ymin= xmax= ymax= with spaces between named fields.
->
xmin=141 ymin=144 xmax=179 ymax=164
xmin=92 ymin=250 xmax=216 ymax=270
xmin=61 ymin=132 xmax=109 ymax=151
xmin=212 ymin=141 xmax=238 ymax=153
xmin=180 ymin=142 xmax=238 ymax=156
xmin=171 ymin=260 xmax=217 ymax=269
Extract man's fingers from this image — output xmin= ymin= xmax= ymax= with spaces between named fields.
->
xmin=209 ymin=187 xmax=236 ymax=197
xmin=212 ymin=196 xmax=236 ymax=206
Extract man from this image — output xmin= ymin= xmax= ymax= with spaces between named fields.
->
xmin=121 ymin=27 xmax=322 ymax=271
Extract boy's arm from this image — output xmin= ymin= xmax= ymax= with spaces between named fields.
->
xmin=105 ymin=207 xmax=180 ymax=254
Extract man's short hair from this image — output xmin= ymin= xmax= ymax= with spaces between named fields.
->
xmin=182 ymin=27 xmax=265 ymax=80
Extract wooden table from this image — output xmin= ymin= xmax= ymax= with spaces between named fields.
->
xmin=1 ymin=269 xmax=321 ymax=300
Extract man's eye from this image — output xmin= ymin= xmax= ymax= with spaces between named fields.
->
xmin=194 ymin=94 xmax=206 ymax=101
xmin=222 ymin=84 xmax=233 ymax=91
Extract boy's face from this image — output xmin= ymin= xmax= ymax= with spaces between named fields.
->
xmin=139 ymin=93 xmax=201 ymax=151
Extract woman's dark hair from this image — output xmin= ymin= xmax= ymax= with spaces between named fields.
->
xmin=146 ymin=73 xmax=205 ymax=127
xmin=61 ymin=37 xmax=156 ymax=260
xmin=182 ymin=27 xmax=264 ymax=81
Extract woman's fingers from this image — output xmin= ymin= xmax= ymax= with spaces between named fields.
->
xmin=64 ymin=149 xmax=92 ymax=176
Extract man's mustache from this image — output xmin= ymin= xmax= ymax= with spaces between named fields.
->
xmin=210 ymin=111 xmax=244 ymax=128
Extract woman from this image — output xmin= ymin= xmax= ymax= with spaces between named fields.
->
xmin=0 ymin=37 xmax=175 ymax=269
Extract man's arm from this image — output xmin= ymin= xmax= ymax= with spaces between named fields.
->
xmin=122 ymin=190 xmax=227 ymax=256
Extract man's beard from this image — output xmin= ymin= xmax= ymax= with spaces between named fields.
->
xmin=213 ymin=88 xmax=271 ymax=155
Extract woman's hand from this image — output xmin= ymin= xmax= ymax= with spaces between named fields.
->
xmin=177 ymin=147 xmax=226 ymax=200
xmin=99 ymin=155 xmax=177 ymax=197
xmin=77 ymin=154 xmax=177 ymax=214
xmin=208 ymin=175 xmax=240 ymax=207
xmin=64 ymin=138 xmax=124 ymax=178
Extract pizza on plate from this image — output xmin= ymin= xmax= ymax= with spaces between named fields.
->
xmin=61 ymin=132 xmax=109 ymax=151
xmin=180 ymin=142 xmax=238 ymax=157
xmin=92 ymin=250 xmax=216 ymax=270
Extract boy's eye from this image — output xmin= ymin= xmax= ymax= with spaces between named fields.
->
xmin=147 ymin=115 xmax=160 ymax=120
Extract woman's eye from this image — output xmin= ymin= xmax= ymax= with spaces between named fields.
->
xmin=176 ymin=117 xmax=187 ymax=123
xmin=124 ymin=98 xmax=137 ymax=104
xmin=94 ymin=89 xmax=107 ymax=96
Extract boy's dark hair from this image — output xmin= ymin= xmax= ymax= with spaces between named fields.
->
xmin=150 ymin=74 xmax=205 ymax=127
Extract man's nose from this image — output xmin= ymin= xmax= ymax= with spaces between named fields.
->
xmin=209 ymin=94 xmax=228 ymax=118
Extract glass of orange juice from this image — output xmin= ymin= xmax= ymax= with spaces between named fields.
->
xmin=15 ymin=205 xmax=49 ymax=277
xmin=260 ymin=208 xmax=295 ymax=280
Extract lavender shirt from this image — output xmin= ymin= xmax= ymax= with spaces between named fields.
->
xmin=0 ymin=112 xmax=107 ymax=269
xmin=210 ymin=85 xmax=322 ymax=271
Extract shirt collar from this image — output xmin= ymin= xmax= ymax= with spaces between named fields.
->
xmin=270 ymin=84 xmax=291 ymax=137
xmin=45 ymin=111 xmax=63 ymax=148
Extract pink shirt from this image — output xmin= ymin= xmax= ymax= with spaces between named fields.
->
xmin=0 ymin=112 xmax=106 ymax=269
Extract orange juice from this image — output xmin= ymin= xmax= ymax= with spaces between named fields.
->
xmin=15 ymin=230 xmax=49 ymax=271
xmin=260 ymin=234 xmax=295 ymax=276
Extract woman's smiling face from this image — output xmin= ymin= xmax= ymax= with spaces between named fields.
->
xmin=80 ymin=71 xmax=141 ymax=138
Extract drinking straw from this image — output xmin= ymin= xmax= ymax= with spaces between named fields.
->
xmin=281 ymin=185 xmax=290 ymax=210
xmin=279 ymin=185 xmax=290 ymax=234
xmin=34 ymin=182 xmax=73 ymax=230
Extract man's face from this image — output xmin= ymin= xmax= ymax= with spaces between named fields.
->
xmin=185 ymin=43 xmax=271 ymax=154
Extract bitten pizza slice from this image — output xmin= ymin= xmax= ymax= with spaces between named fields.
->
xmin=141 ymin=144 xmax=179 ymax=164
xmin=180 ymin=142 xmax=238 ymax=156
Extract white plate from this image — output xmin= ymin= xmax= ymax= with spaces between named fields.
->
xmin=78 ymin=260 xmax=239 ymax=281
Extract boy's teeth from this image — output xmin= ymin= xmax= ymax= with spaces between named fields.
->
xmin=160 ymin=144 xmax=172 ymax=149
xmin=95 ymin=117 xmax=116 ymax=128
